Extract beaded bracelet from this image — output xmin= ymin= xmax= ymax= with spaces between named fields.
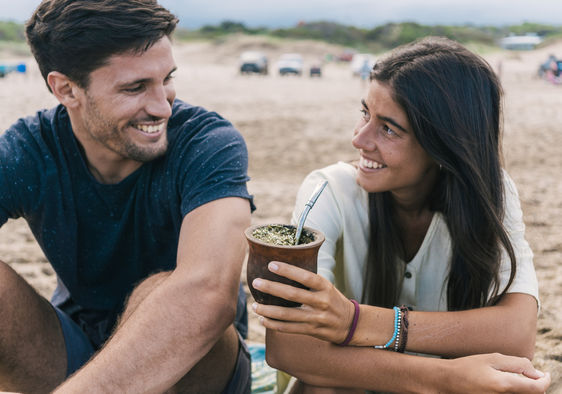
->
xmin=374 ymin=306 xmax=401 ymax=349
xmin=397 ymin=305 xmax=410 ymax=353
xmin=339 ymin=299 xmax=360 ymax=346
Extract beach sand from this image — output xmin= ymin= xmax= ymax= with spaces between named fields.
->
xmin=1 ymin=35 xmax=561 ymax=391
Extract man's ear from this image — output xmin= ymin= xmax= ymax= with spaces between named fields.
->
xmin=47 ymin=71 xmax=83 ymax=108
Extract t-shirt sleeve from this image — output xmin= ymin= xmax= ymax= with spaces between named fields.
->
xmin=177 ymin=116 xmax=254 ymax=217
xmin=291 ymin=169 xmax=343 ymax=284
xmin=0 ymin=119 xmax=40 ymax=226
xmin=0 ymin=132 xmax=16 ymax=226
xmin=497 ymin=171 xmax=539 ymax=305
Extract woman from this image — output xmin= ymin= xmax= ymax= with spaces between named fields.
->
xmin=252 ymin=37 xmax=550 ymax=393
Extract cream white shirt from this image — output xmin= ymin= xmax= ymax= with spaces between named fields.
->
xmin=291 ymin=162 xmax=539 ymax=311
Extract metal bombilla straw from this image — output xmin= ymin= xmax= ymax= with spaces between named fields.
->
xmin=294 ymin=180 xmax=328 ymax=245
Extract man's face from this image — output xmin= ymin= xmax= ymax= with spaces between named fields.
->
xmin=75 ymin=36 xmax=177 ymax=166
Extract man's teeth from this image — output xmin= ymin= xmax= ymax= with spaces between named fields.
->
xmin=361 ymin=156 xmax=385 ymax=169
xmin=134 ymin=124 xmax=164 ymax=134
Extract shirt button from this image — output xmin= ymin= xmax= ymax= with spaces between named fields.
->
xmin=404 ymin=271 xmax=412 ymax=279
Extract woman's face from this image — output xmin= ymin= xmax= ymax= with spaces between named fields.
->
xmin=352 ymin=80 xmax=438 ymax=202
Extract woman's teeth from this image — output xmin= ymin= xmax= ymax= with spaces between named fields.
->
xmin=360 ymin=156 xmax=386 ymax=169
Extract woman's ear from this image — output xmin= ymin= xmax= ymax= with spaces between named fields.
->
xmin=47 ymin=71 xmax=83 ymax=109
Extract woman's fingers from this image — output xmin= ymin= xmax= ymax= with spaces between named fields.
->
xmin=267 ymin=261 xmax=326 ymax=290
xmin=252 ymin=302 xmax=310 ymax=323
xmin=489 ymin=353 xmax=541 ymax=377
xmin=252 ymin=277 xmax=316 ymax=305
xmin=258 ymin=315 xmax=310 ymax=335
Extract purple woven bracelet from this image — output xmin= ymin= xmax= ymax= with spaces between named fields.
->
xmin=339 ymin=299 xmax=360 ymax=346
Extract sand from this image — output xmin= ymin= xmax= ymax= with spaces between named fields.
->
xmin=0 ymin=35 xmax=561 ymax=391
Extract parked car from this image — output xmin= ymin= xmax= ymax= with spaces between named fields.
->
xmin=309 ymin=64 xmax=322 ymax=77
xmin=350 ymin=53 xmax=376 ymax=77
xmin=277 ymin=53 xmax=304 ymax=76
xmin=239 ymin=51 xmax=268 ymax=75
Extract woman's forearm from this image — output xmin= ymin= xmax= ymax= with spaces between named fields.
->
xmin=352 ymin=293 xmax=537 ymax=358
xmin=253 ymin=262 xmax=537 ymax=359
xmin=266 ymin=330 xmax=443 ymax=392
xmin=265 ymin=330 xmax=550 ymax=393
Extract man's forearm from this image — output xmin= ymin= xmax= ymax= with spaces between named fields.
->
xmin=56 ymin=271 xmax=235 ymax=393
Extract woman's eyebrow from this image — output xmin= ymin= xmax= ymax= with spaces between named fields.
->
xmin=362 ymin=99 xmax=408 ymax=133
xmin=361 ymin=99 xmax=368 ymax=111
xmin=377 ymin=115 xmax=408 ymax=133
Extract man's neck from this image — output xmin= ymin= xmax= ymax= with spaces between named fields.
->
xmin=86 ymin=159 xmax=141 ymax=184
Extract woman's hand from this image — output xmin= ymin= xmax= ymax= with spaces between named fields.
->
xmin=442 ymin=353 xmax=551 ymax=394
xmin=252 ymin=261 xmax=356 ymax=344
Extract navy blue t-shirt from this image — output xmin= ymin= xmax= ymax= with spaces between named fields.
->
xmin=0 ymin=99 xmax=253 ymax=318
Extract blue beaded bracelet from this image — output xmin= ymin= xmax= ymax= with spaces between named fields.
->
xmin=374 ymin=306 xmax=401 ymax=349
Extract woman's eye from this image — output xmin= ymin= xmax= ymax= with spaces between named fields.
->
xmin=382 ymin=125 xmax=396 ymax=136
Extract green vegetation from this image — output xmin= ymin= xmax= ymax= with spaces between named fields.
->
xmin=2 ymin=18 xmax=562 ymax=54
xmin=0 ymin=22 xmax=30 ymax=56
xmin=0 ymin=21 xmax=25 ymax=42
xmin=173 ymin=20 xmax=562 ymax=53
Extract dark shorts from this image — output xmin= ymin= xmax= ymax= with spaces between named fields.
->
xmin=53 ymin=304 xmax=96 ymax=376
xmin=52 ymin=283 xmax=251 ymax=392
xmin=222 ymin=331 xmax=251 ymax=394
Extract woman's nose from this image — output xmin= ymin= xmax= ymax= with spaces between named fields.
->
xmin=352 ymin=123 xmax=376 ymax=152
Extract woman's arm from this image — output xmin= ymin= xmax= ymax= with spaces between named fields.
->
xmin=380 ymin=293 xmax=537 ymax=359
xmin=265 ymin=330 xmax=550 ymax=393
xmin=253 ymin=262 xmax=537 ymax=359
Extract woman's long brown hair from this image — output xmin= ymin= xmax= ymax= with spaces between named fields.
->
xmin=362 ymin=37 xmax=516 ymax=310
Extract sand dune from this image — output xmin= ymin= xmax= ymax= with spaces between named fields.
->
xmin=1 ymin=35 xmax=561 ymax=391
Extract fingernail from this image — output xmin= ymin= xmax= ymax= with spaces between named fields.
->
xmin=252 ymin=279 xmax=263 ymax=288
xmin=251 ymin=302 xmax=258 ymax=311
xmin=535 ymin=369 xmax=545 ymax=377
xmin=258 ymin=316 xmax=264 ymax=325
xmin=269 ymin=262 xmax=279 ymax=272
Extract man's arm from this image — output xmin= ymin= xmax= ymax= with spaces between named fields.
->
xmin=55 ymin=197 xmax=251 ymax=393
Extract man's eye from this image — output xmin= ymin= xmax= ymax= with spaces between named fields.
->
xmin=124 ymin=85 xmax=144 ymax=93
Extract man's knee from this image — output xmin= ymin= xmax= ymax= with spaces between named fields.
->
xmin=0 ymin=260 xmax=67 ymax=392
xmin=170 ymin=325 xmax=245 ymax=393
xmin=0 ymin=260 xmax=35 ymax=304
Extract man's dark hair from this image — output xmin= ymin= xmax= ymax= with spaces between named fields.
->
xmin=25 ymin=0 xmax=178 ymax=91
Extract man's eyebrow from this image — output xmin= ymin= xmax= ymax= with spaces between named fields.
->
xmin=118 ymin=67 xmax=177 ymax=87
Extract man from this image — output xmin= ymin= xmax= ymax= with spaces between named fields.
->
xmin=0 ymin=0 xmax=253 ymax=392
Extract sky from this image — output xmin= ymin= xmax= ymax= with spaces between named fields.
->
xmin=2 ymin=0 xmax=562 ymax=29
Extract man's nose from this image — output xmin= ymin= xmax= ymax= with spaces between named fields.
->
xmin=146 ymin=85 xmax=174 ymax=119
